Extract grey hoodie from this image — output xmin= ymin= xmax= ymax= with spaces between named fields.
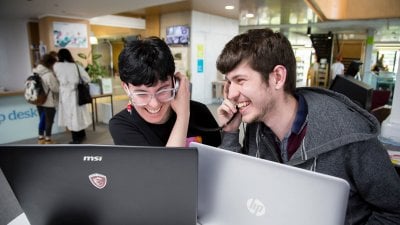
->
xmin=220 ymin=87 xmax=400 ymax=225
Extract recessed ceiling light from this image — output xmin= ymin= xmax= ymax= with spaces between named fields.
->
xmin=246 ymin=13 xmax=255 ymax=18
xmin=225 ymin=5 xmax=235 ymax=10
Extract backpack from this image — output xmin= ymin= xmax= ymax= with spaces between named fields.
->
xmin=24 ymin=73 xmax=48 ymax=105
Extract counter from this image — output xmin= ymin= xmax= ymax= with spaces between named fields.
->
xmin=0 ymin=91 xmax=64 ymax=144
xmin=0 ymin=90 xmax=24 ymax=97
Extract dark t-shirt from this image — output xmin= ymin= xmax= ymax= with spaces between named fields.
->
xmin=109 ymin=100 xmax=221 ymax=147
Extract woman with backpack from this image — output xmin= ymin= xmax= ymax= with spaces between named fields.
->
xmin=33 ymin=53 xmax=59 ymax=144
xmin=54 ymin=48 xmax=92 ymax=144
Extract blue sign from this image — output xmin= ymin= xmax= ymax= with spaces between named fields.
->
xmin=197 ymin=59 xmax=204 ymax=73
xmin=0 ymin=95 xmax=64 ymax=144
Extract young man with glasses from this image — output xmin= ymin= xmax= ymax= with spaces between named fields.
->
xmin=216 ymin=28 xmax=400 ymax=224
xmin=109 ymin=37 xmax=221 ymax=147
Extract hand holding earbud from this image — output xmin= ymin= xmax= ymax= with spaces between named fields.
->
xmin=171 ymin=72 xmax=190 ymax=117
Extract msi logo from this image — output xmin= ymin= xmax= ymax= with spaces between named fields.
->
xmin=83 ymin=156 xmax=102 ymax=161
xmin=247 ymin=198 xmax=266 ymax=216
xmin=89 ymin=173 xmax=107 ymax=189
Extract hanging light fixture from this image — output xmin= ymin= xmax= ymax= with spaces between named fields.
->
xmin=307 ymin=26 xmax=311 ymax=37
xmin=307 ymin=20 xmax=312 ymax=37
xmin=327 ymin=31 xmax=333 ymax=39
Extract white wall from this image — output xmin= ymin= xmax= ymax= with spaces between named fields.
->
xmin=0 ymin=20 xmax=32 ymax=91
xmin=190 ymin=11 xmax=238 ymax=104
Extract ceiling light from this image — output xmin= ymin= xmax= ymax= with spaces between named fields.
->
xmin=246 ymin=13 xmax=255 ymax=18
xmin=225 ymin=5 xmax=235 ymax=10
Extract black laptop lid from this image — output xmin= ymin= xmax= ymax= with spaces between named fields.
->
xmin=0 ymin=145 xmax=198 ymax=225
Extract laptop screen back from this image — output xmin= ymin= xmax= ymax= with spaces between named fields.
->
xmin=190 ymin=142 xmax=349 ymax=225
xmin=0 ymin=145 xmax=198 ymax=225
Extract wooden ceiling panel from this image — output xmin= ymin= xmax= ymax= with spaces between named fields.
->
xmin=305 ymin=0 xmax=400 ymax=21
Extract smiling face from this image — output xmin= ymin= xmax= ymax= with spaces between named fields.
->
xmin=225 ymin=62 xmax=277 ymax=124
xmin=124 ymin=79 xmax=174 ymax=124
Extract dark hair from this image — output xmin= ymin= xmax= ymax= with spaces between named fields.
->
xmin=118 ymin=36 xmax=175 ymax=86
xmin=48 ymin=51 xmax=58 ymax=59
xmin=346 ymin=61 xmax=363 ymax=77
xmin=40 ymin=53 xmax=57 ymax=70
xmin=216 ymin=28 xmax=297 ymax=94
xmin=57 ymin=48 xmax=74 ymax=63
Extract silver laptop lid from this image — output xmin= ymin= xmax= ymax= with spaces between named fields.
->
xmin=190 ymin=142 xmax=349 ymax=225
xmin=0 ymin=144 xmax=198 ymax=225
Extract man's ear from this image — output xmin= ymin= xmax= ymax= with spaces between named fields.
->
xmin=271 ymin=65 xmax=287 ymax=90
xmin=121 ymin=82 xmax=130 ymax=95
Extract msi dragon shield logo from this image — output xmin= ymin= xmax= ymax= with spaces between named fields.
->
xmin=89 ymin=173 xmax=107 ymax=189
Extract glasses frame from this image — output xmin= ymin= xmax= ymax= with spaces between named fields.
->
xmin=128 ymin=87 xmax=177 ymax=106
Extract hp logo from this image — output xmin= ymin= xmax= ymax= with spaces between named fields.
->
xmin=247 ymin=198 xmax=266 ymax=216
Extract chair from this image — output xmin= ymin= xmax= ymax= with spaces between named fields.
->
xmin=371 ymin=90 xmax=391 ymax=111
xmin=371 ymin=105 xmax=391 ymax=124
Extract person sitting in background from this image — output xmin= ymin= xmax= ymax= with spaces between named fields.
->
xmin=346 ymin=60 xmax=363 ymax=80
xmin=109 ymin=37 xmax=221 ymax=147
xmin=330 ymin=54 xmax=344 ymax=81
xmin=54 ymin=48 xmax=92 ymax=144
xmin=372 ymin=54 xmax=387 ymax=73
xmin=33 ymin=53 xmax=59 ymax=144
xmin=216 ymin=28 xmax=400 ymax=225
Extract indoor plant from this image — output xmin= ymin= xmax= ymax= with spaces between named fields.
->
xmin=77 ymin=52 xmax=109 ymax=95
xmin=77 ymin=52 xmax=108 ymax=83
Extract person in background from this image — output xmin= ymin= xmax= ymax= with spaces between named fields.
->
xmin=54 ymin=48 xmax=91 ymax=144
xmin=330 ymin=54 xmax=344 ymax=81
xmin=216 ymin=28 xmax=400 ymax=225
xmin=346 ymin=60 xmax=363 ymax=80
xmin=109 ymin=37 xmax=221 ymax=147
xmin=34 ymin=53 xmax=59 ymax=144
xmin=372 ymin=54 xmax=387 ymax=73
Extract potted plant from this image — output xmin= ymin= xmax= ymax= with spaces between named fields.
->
xmin=77 ymin=52 xmax=109 ymax=95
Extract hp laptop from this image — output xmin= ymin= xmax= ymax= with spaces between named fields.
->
xmin=190 ymin=142 xmax=350 ymax=225
xmin=0 ymin=144 xmax=198 ymax=225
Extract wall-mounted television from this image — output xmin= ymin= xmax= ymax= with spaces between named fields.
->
xmin=166 ymin=25 xmax=190 ymax=45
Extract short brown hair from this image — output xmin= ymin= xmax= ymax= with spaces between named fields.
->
xmin=40 ymin=53 xmax=57 ymax=70
xmin=217 ymin=28 xmax=297 ymax=94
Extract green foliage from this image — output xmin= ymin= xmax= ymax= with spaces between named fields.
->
xmin=76 ymin=52 xmax=109 ymax=83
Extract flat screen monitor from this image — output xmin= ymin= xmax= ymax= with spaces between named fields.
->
xmin=166 ymin=25 xmax=190 ymax=45
xmin=329 ymin=75 xmax=373 ymax=111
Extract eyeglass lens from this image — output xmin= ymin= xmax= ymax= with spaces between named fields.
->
xmin=130 ymin=88 xmax=175 ymax=106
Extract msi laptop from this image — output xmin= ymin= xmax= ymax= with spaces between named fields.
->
xmin=0 ymin=169 xmax=30 ymax=225
xmin=190 ymin=142 xmax=350 ymax=225
xmin=0 ymin=144 xmax=198 ymax=225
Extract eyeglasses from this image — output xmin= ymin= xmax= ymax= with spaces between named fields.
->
xmin=128 ymin=88 xmax=176 ymax=106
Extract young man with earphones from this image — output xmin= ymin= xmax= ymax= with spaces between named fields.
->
xmin=216 ymin=28 xmax=400 ymax=224
xmin=109 ymin=37 xmax=221 ymax=147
